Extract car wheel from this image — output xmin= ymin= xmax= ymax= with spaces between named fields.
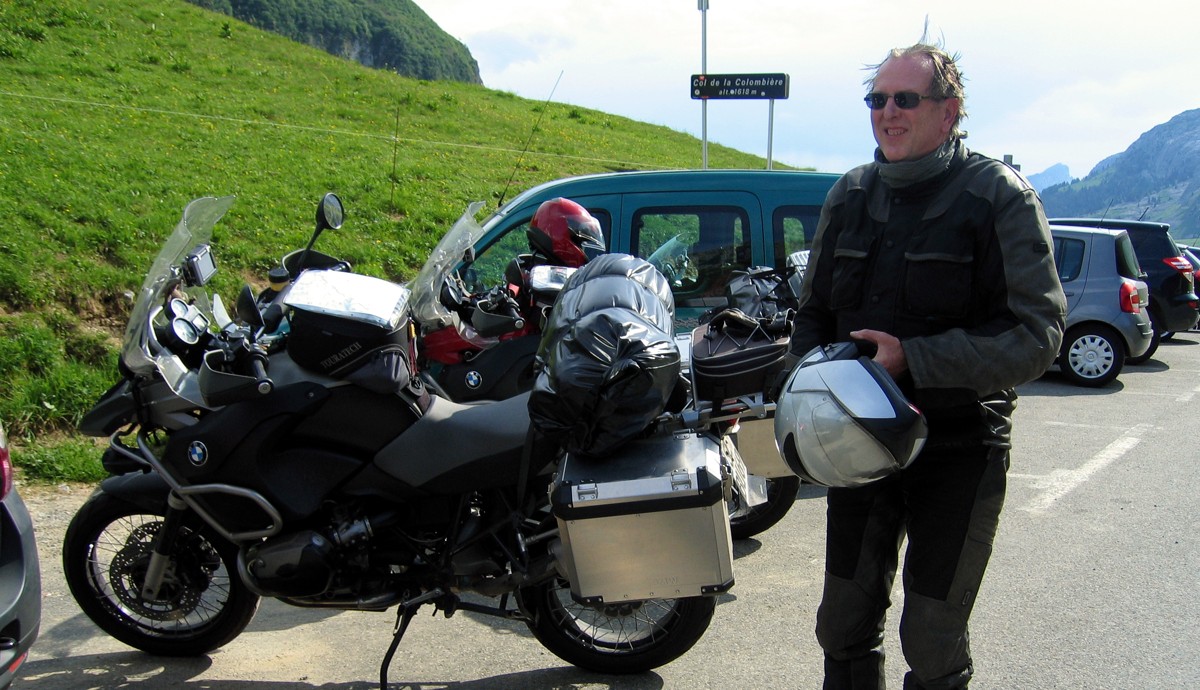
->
xmin=1060 ymin=325 xmax=1125 ymax=387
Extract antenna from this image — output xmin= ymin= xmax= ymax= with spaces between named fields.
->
xmin=497 ymin=71 xmax=563 ymax=209
xmin=1137 ymin=206 xmax=1149 ymax=221
xmin=1100 ymin=199 xmax=1113 ymax=222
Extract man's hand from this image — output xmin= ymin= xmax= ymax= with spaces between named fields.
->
xmin=849 ymin=329 xmax=907 ymax=378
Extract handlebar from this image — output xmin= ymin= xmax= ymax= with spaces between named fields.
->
xmin=471 ymin=287 xmax=526 ymax=337
xmin=479 ymin=294 xmax=525 ymax=330
xmin=199 ymin=331 xmax=274 ymax=407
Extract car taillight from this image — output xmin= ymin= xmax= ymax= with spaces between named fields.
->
xmin=1163 ymin=256 xmax=1193 ymax=275
xmin=1119 ymin=281 xmax=1142 ymax=314
xmin=0 ymin=445 xmax=11 ymax=500
xmin=3 ymin=651 xmax=28 ymax=679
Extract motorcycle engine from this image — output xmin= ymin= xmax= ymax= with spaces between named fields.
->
xmin=239 ymin=530 xmax=337 ymax=598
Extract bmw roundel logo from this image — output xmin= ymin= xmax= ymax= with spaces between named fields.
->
xmin=464 ymin=370 xmax=483 ymax=389
xmin=187 ymin=441 xmax=209 ymax=467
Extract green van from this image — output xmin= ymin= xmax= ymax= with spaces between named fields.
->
xmin=465 ymin=169 xmax=840 ymax=332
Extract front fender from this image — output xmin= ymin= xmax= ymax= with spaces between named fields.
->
xmin=98 ymin=471 xmax=172 ymax=513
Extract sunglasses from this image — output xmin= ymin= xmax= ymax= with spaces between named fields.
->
xmin=863 ymin=92 xmax=940 ymax=110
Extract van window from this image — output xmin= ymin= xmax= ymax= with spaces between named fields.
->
xmin=772 ymin=204 xmax=823 ymax=265
xmin=632 ymin=205 xmax=749 ymax=304
xmin=1052 ymin=236 xmax=1085 ymax=282
xmin=464 ymin=209 xmax=612 ymax=292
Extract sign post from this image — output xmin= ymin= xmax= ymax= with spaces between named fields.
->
xmin=698 ymin=1 xmax=709 ymax=168
xmin=690 ymin=73 xmax=790 ymax=169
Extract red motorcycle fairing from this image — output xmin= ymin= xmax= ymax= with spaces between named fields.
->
xmin=422 ymin=319 xmax=536 ymax=366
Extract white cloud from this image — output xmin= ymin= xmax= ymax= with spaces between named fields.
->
xmin=417 ymin=0 xmax=1200 ymax=177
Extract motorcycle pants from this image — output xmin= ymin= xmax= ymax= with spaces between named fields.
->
xmin=815 ymin=445 xmax=1008 ymax=690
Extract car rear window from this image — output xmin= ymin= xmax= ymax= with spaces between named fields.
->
xmin=1129 ymin=229 xmax=1180 ymax=261
xmin=1115 ymin=234 xmax=1143 ymax=280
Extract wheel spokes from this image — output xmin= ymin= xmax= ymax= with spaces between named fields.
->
xmin=85 ymin=514 xmax=233 ymax=636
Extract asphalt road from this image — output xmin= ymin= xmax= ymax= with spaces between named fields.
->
xmin=15 ymin=333 xmax=1200 ymax=689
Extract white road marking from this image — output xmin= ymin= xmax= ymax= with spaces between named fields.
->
xmin=1020 ymin=423 xmax=1153 ymax=514
xmin=1177 ymin=381 xmax=1200 ymax=403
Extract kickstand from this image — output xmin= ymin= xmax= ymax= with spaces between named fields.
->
xmin=378 ymin=603 xmax=419 ymax=690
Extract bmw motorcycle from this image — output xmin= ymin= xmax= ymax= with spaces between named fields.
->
xmin=65 ymin=194 xmax=753 ymax=688
xmin=411 ymin=212 xmax=799 ymax=540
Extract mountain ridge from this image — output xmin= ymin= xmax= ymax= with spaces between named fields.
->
xmin=1039 ymin=109 xmax=1200 ymax=237
xmin=184 ymin=0 xmax=482 ymax=84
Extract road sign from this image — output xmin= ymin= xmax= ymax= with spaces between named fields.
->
xmin=691 ymin=73 xmax=789 ymax=100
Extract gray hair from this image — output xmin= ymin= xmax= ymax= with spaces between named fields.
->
xmin=866 ymin=38 xmax=968 ymax=139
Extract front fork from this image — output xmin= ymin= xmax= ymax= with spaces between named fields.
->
xmin=141 ymin=491 xmax=190 ymax=601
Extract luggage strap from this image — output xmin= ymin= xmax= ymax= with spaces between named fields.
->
xmin=704 ymin=308 xmax=793 ymax=350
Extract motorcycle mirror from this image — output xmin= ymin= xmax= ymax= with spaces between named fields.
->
xmin=296 ymin=193 xmax=344 ymax=278
xmin=236 ymin=285 xmax=266 ymax=329
xmin=316 ymin=192 xmax=344 ymax=234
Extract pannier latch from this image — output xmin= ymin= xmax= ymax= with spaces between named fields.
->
xmin=576 ymin=483 xmax=599 ymax=501
xmin=670 ymin=468 xmax=694 ymax=492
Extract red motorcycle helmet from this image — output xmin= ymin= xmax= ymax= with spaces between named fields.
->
xmin=527 ymin=198 xmax=605 ymax=268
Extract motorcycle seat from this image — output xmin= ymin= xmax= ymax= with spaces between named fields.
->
xmin=374 ymin=392 xmax=533 ymax=490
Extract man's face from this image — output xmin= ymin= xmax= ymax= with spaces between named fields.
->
xmin=870 ymin=54 xmax=959 ymax=162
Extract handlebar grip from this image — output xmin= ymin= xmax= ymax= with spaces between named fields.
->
xmin=493 ymin=296 xmax=525 ymax=330
xmin=251 ymin=358 xmax=273 ymax=395
xmin=507 ymin=304 xmax=526 ymax=332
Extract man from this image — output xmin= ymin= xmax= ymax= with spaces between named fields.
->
xmin=789 ymin=41 xmax=1067 ymax=689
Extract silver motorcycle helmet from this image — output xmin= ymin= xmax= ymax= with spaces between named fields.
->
xmin=773 ymin=343 xmax=927 ymax=488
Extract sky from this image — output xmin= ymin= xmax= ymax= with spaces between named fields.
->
xmin=416 ymin=0 xmax=1200 ymax=179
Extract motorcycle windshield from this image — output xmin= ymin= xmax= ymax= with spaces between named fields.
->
xmin=646 ymin=234 xmax=689 ymax=273
xmin=409 ymin=200 xmax=486 ymax=329
xmin=121 ymin=197 xmax=234 ymax=401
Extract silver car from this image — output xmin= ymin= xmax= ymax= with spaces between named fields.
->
xmin=0 ymin=420 xmax=39 ymax=689
xmin=1051 ymin=225 xmax=1152 ymax=386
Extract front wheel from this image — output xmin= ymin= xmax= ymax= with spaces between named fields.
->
xmin=518 ymin=577 xmax=716 ymax=673
xmin=1060 ymin=325 xmax=1125 ymax=386
xmin=62 ymin=491 xmax=260 ymax=655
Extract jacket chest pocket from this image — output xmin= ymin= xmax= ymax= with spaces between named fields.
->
xmin=903 ymin=247 xmax=974 ymax=319
xmin=829 ymin=244 xmax=871 ymax=310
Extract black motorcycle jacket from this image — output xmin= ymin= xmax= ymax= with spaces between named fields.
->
xmin=790 ymin=142 xmax=1066 ymax=447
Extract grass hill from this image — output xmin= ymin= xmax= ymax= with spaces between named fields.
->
xmin=0 ymin=0 xmax=773 ymax=478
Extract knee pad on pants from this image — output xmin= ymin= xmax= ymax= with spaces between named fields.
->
xmin=899 ymin=590 xmax=973 ymax=688
xmin=816 ymin=572 xmax=888 ymax=659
